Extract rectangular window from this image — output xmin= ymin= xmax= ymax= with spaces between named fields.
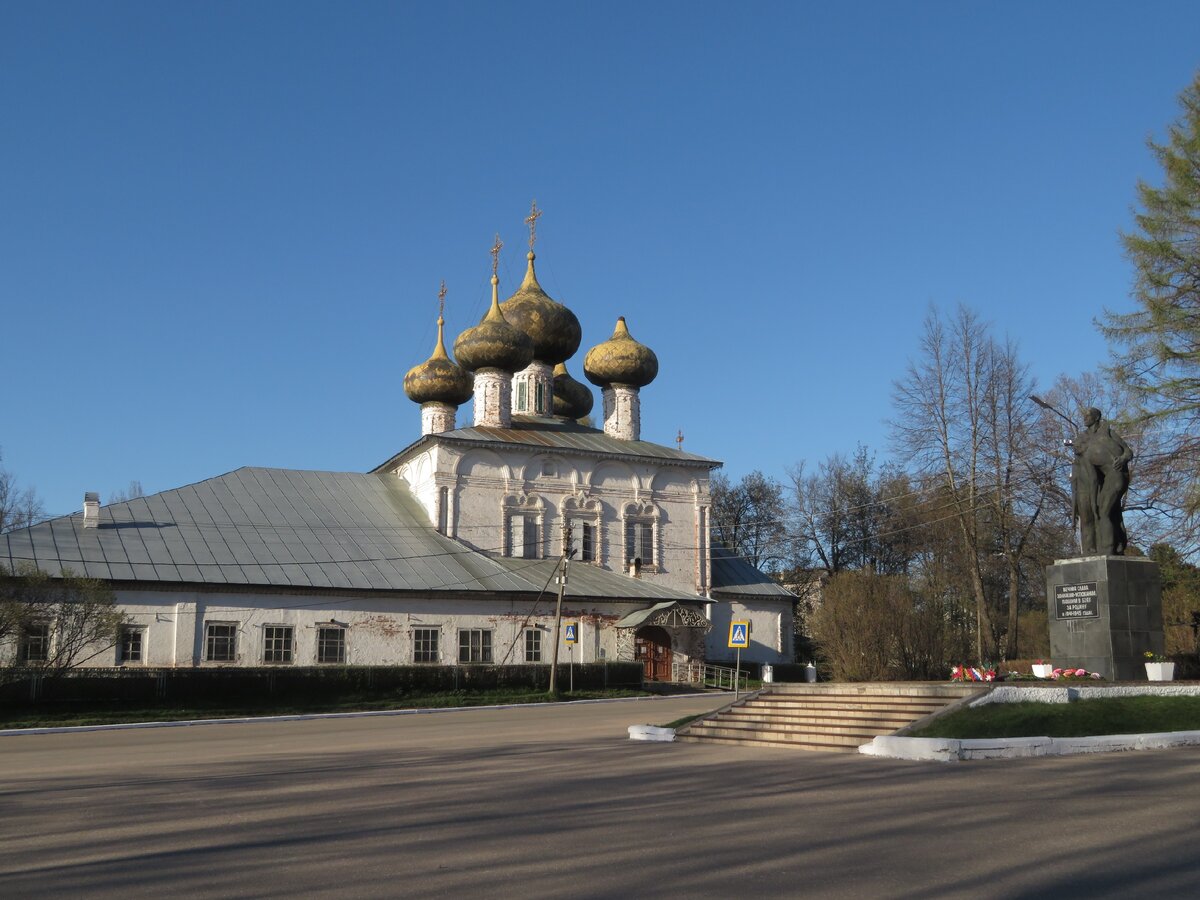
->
xmin=516 ymin=381 xmax=528 ymax=412
xmin=570 ymin=521 xmax=595 ymax=562
xmin=413 ymin=627 xmax=439 ymax=663
xmin=524 ymin=628 xmax=542 ymax=663
xmin=625 ymin=521 xmax=654 ymax=565
xmin=458 ymin=629 xmax=493 ymax=664
xmin=437 ymin=487 xmax=449 ymax=534
xmin=118 ymin=626 xmax=144 ymax=664
xmin=317 ymin=626 xmax=346 ymax=664
xmin=262 ymin=626 xmax=294 ymax=664
xmin=535 ymin=381 xmax=546 ymax=413
xmin=205 ymin=622 xmax=237 ymax=662
xmin=19 ymin=623 xmax=50 ymax=664
xmin=508 ymin=514 xmax=540 ymax=559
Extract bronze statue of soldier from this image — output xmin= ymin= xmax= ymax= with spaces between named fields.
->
xmin=1071 ymin=407 xmax=1133 ymax=556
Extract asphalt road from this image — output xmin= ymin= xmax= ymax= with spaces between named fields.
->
xmin=2 ymin=695 xmax=1200 ymax=898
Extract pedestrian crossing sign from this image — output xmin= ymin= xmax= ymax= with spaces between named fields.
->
xmin=565 ymin=622 xmax=578 ymax=644
xmin=728 ymin=621 xmax=750 ymax=649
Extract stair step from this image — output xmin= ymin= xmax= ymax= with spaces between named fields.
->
xmin=691 ymin=721 xmax=884 ymax=740
xmin=674 ymin=683 xmax=982 ymax=751
xmin=717 ymin=713 xmax=922 ymax=729
xmin=676 ymin=733 xmax=860 ymax=752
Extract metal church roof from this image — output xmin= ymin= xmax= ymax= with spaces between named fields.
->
xmin=710 ymin=544 xmax=794 ymax=598
xmin=373 ymin=415 xmax=720 ymax=473
xmin=0 ymin=467 xmax=700 ymax=603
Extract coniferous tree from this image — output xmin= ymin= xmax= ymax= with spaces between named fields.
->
xmin=1105 ymin=72 xmax=1200 ymax=523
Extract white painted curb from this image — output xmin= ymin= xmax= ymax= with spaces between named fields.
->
xmin=628 ymin=725 xmax=676 ymax=742
xmin=860 ymin=729 xmax=1200 ymax=762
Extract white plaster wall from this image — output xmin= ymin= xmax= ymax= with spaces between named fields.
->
xmin=705 ymin=597 xmax=793 ymax=664
xmin=58 ymin=589 xmax=675 ymax=668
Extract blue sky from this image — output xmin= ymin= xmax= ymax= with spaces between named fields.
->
xmin=3 ymin=1 xmax=1199 ymax=518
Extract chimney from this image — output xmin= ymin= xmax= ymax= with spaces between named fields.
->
xmin=83 ymin=492 xmax=100 ymax=528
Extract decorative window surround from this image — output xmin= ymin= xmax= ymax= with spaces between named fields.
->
xmin=622 ymin=499 xmax=661 ymax=572
xmin=562 ymin=491 xmax=603 ymax=564
xmin=502 ymin=492 xmax=546 ymax=559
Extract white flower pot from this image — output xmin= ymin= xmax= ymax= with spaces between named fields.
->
xmin=1032 ymin=664 xmax=1054 ymax=678
xmin=1146 ymin=662 xmax=1176 ymax=682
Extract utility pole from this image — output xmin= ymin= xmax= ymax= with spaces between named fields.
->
xmin=548 ymin=522 xmax=572 ymax=696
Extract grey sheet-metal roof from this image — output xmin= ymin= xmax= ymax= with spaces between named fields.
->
xmin=373 ymin=415 xmax=721 ymax=473
xmin=0 ymin=467 xmax=700 ymax=603
xmin=711 ymin=544 xmax=795 ymax=599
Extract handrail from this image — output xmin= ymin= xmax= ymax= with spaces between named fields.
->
xmin=671 ymin=660 xmax=750 ymax=691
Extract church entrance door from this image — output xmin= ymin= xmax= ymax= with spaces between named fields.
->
xmin=635 ymin=626 xmax=672 ymax=681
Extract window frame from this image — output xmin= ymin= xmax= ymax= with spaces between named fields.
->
xmin=412 ymin=627 xmax=440 ymax=664
xmin=458 ymin=628 xmax=493 ymax=664
xmin=118 ymin=625 xmax=145 ymax=665
xmin=524 ymin=628 xmax=543 ymax=663
xmin=18 ymin=622 xmax=50 ymax=664
xmin=262 ymin=624 xmax=295 ymax=665
xmin=316 ymin=625 xmax=347 ymax=665
xmin=205 ymin=622 xmax=238 ymax=663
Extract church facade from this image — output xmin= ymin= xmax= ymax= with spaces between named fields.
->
xmin=1 ymin=210 xmax=794 ymax=678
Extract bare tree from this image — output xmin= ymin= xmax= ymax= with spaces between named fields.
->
xmin=891 ymin=306 xmax=1061 ymax=661
xmin=1 ymin=566 xmax=127 ymax=679
xmin=0 ymin=451 xmax=45 ymax=534
xmin=710 ymin=470 xmax=786 ymax=572
xmin=107 ymin=481 xmax=145 ymax=504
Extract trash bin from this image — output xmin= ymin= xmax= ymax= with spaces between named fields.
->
xmin=761 ymin=664 xmax=773 ymax=683
xmin=804 ymin=662 xmax=817 ymax=683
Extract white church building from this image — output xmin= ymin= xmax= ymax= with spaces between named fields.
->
xmin=1 ymin=211 xmax=794 ymax=680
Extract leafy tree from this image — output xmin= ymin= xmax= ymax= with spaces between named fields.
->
xmin=710 ymin=470 xmax=786 ymax=572
xmin=1104 ymin=72 xmax=1200 ymax=526
xmin=0 ymin=566 xmax=127 ymax=678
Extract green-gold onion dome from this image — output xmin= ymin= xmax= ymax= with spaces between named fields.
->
xmin=404 ymin=316 xmax=473 ymax=406
xmin=583 ymin=316 xmax=659 ymax=388
xmin=454 ymin=275 xmax=535 ymax=374
xmin=500 ymin=251 xmax=582 ymax=365
xmin=552 ymin=362 xmax=594 ymax=419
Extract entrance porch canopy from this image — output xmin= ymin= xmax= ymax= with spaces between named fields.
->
xmin=614 ymin=601 xmax=712 ymax=632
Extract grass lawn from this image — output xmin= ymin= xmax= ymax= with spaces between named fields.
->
xmin=0 ymin=688 xmax=651 ymax=730
xmin=910 ymin=695 xmax=1200 ymax=739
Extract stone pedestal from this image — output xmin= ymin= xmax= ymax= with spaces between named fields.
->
xmin=1045 ymin=556 xmax=1163 ymax=681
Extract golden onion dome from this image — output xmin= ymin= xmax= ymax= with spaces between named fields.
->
xmin=454 ymin=274 xmax=535 ymax=374
xmin=404 ymin=310 xmax=473 ymax=406
xmin=552 ymin=362 xmax=594 ymax=419
xmin=583 ymin=316 xmax=659 ymax=388
xmin=500 ymin=251 xmax=582 ymax=365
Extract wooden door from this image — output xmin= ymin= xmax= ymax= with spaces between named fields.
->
xmin=635 ymin=626 xmax=672 ymax=681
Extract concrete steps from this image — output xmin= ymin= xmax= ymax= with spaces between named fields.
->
xmin=676 ymin=682 xmax=986 ymax=752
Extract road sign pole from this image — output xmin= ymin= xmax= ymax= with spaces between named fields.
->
xmin=735 ymin=646 xmax=741 ymax=700
xmin=569 ymin=644 xmax=574 ymax=693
